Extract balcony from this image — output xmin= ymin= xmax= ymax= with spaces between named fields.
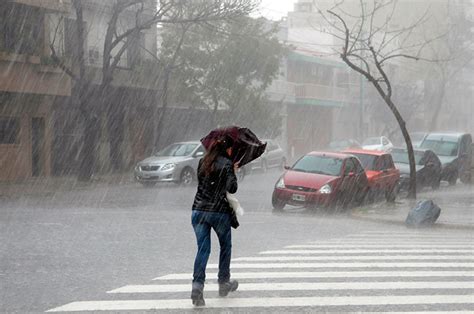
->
xmin=0 ymin=52 xmax=71 ymax=96
xmin=266 ymin=79 xmax=296 ymax=103
xmin=294 ymin=83 xmax=352 ymax=107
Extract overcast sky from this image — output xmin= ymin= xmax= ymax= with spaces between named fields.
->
xmin=257 ymin=0 xmax=297 ymax=20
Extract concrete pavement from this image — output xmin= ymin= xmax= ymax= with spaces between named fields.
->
xmin=1 ymin=172 xmax=473 ymax=229
xmin=351 ymin=183 xmax=474 ymax=229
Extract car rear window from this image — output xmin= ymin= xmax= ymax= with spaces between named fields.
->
xmin=292 ymin=155 xmax=343 ymax=176
xmin=350 ymin=153 xmax=377 ymax=170
xmin=420 ymin=140 xmax=458 ymax=157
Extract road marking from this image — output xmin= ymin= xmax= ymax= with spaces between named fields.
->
xmin=207 ymin=262 xmax=474 ymax=269
xmin=46 ymin=295 xmax=474 ymax=312
xmin=107 ymin=281 xmax=474 ymax=293
xmin=308 ymin=240 xmax=474 ymax=244
xmin=233 ymin=255 xmax=474 ymax=262
xmin=343 ymin=235 xmax=473 ymax=238
xmin=261 ymin=249 xmax=474 ymax=254
xmin=153 ymin=270 xmax=474 ymax=281
xmin=287 ymin=244 xmax=473 ymax=249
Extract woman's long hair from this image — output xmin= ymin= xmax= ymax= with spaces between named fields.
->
xmin=200 ymin=136 xmax=234 ymax=176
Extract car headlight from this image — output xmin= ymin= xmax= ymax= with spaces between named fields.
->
xmin=161 ymin=163 xmax=176 ymax=171
xmin=319 ymin=184 xmax=332 ymax=194
xmin=276 ymin=177 xmax=285 ymax=189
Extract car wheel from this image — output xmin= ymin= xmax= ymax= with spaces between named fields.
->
xmin=431 ymin=177 xmax=441 ymax=190
xmin=180 ymin=168 xmax=194 ymax=186
xmin=460 ymin=172 xmax=471 ymax=184
xmin=141 ymin=181 xmax=156 ymax=187
xmin=272 ymin=193 xmax=285 ymax=212
xmin=448 ymin=172 xmax=458 ymax=186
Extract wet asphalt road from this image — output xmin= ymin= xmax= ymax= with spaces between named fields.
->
xmin=1 ymin=169 xmax=473 ymax=313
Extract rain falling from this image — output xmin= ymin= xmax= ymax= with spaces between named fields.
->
xmin=0 ymin=0 xmax=473 ymax=313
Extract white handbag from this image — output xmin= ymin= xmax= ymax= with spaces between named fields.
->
xmin=226 ymin=192 xmax=244 ymax=216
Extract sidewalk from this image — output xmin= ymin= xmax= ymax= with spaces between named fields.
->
xmin=351 ymin=184 xmax=474 ymax=230
xmin=0 ymin=173 xmax=135 ymax=199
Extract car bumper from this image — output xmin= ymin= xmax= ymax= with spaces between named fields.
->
xmin=273 ymin=188 xmax=334 ymax=207
xmin=134 ymin=168 xmax=178 ymax=183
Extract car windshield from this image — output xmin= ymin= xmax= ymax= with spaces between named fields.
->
xmin=155 ymin=143 xmax=198 ymax=157
xmin=350 ymin=153 xmax=377 ymax=170
xmin=363 ymin=137 xmax=380 ymax=145
xmin=420 ymin=140 xmax=458 ymax=157
xmin=391 ymin=150 xmax=424 ymax=165
xmin=292 ymin=155 xmax=343 ymax=176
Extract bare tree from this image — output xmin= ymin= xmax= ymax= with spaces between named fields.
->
xmin=319 ymin=0 xmax=443 ymax=199
xmin=49 ymin=0 xmax=258 ymax=180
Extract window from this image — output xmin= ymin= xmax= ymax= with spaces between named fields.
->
xmin=0 ymin=117 xmax=20 ymax=144
xmin=375 ymin=155 xmax=394 ymax=171
xmin=65 ymin=18 xmax=88 ymax=61
xmin=344 ymin=159 xmax=356 ymax=175
xmin=127 ymin=32 xmax=145 ymax=68
xmin=0 ymin=3 xmax=44 ymax=55
xmin=292 ymin=155 xmax=343 ymax=176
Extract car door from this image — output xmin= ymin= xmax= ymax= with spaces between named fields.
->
xmin=191 ymin=145 xmax=206 ymax=172
xmin=340 ymin=158 xmax=358 ymax=199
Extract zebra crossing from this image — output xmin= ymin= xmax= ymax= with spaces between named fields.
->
xmin=47 ymin=230 xmax=474 ymax=312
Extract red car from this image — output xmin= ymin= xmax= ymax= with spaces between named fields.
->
xmin=343 ymin=149 xmax=399 ymax=202
xmin=272 ymin=152 xmax=369 ymax=211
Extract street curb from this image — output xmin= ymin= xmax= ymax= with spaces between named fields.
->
xmin=350 ymin=212 xmax=474 ymax=231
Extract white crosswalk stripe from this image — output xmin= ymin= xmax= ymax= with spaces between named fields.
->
xmin=47 ymin=231 xmax=474 ymax=312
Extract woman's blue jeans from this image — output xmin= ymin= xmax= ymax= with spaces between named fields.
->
xmin=192 ymin=210 xmax=232 ymax=285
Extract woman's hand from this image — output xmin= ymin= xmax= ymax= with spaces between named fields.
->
xmin=233 ymin=162 xmax=240 ymax=173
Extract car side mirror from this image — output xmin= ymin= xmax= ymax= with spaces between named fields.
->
xmin=194 ymin=151 xmax=204 ymax=158
xmin=284 ymin=165 xmax=291 ymax=170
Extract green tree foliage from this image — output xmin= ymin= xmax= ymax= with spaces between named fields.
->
xmin=160 ymin=16 xmax=287 ymax=136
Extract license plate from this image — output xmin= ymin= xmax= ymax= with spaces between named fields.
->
xmin=292 ymin=194 xmax=306 ymax=202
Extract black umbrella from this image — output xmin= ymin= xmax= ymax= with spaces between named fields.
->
xmin=200 ymin=126 xmax=267 ymax=167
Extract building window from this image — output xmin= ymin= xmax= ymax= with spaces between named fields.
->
xmin=127 ymin=32 xmax=145 ymax=68
xmin=0 ymin=3 xmax=44 ymax=55
xmin=0 ymin=117 xmax=20 ymax=144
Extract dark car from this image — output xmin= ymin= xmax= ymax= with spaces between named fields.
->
xmin=391 ymin=147 xmax=442 ymax=190
xmin=272 ymin=152 xmax=368 ymax=211
xmin=420 ymin=132 xmax=472 ymax=185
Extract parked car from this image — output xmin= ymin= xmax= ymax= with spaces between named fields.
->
xmin=134 ymin=141 xmax=205 ymax=186
xmin=327 ymin=139 xmax=361 ymax=151
xmin=362 ymin=136 xmax=393 ymax=151
xmin=271 ymin=152 xmax=369 ymax=211
xmin=248 ymin=139 xmax=286 ymax=172
xmin=419 ymin=132 xmax=473 ymax=185
xmin=343 ymin=149 xmax=399 ymax=202
xmin=391 ymin=147 xmax=442 ymax=190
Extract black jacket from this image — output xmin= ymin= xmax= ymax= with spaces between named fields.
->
xmin=192 ymin=155 xmax=238 ymax=213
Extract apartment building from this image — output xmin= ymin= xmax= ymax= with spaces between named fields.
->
xmin=0 ymin=0 xmax=159 ymax=181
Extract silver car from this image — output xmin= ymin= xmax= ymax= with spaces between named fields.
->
xmin=134 ymin=141 xmax=205 ymax=186
xmin=247 ymin=139 xmax=286 ymax=172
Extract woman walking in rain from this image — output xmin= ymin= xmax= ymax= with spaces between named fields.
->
xmin=191 ymin=135 xmax=239 ymax=306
